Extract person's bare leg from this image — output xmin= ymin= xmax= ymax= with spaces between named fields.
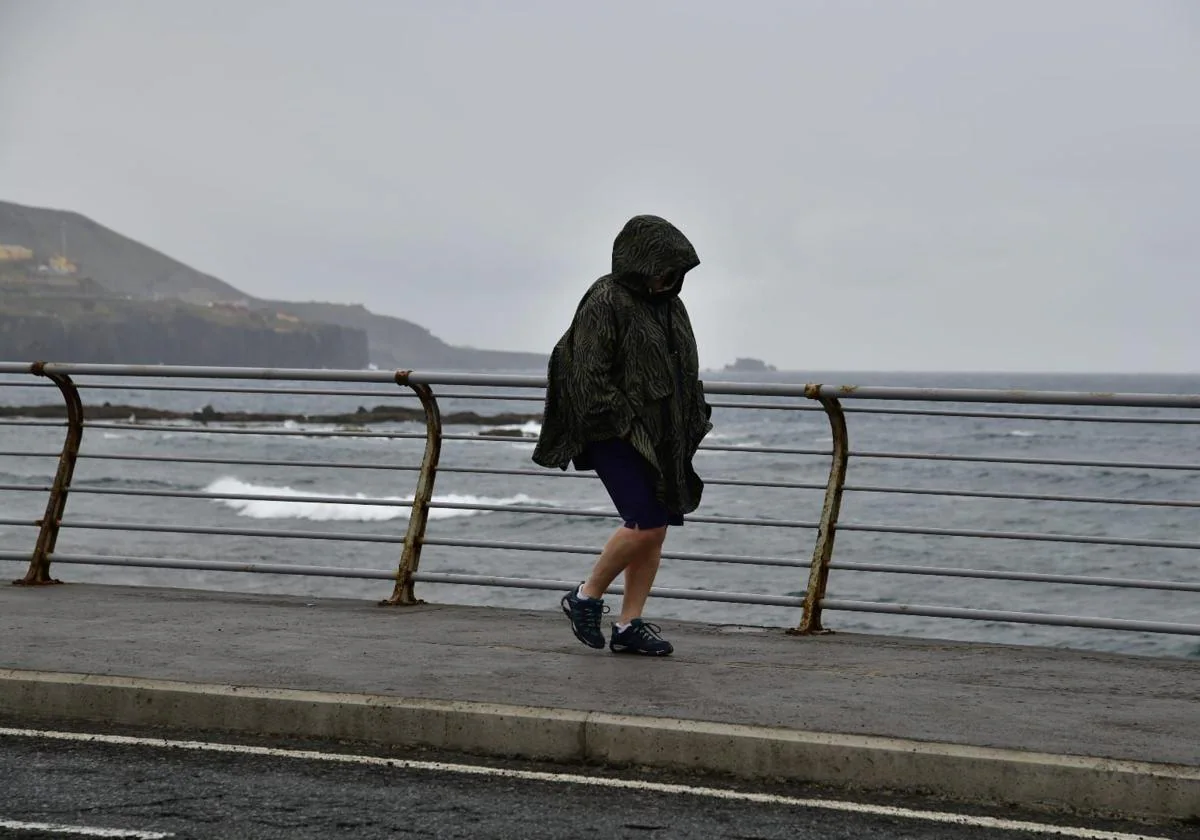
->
xmin=618 ymin=527 xmax=666 ymax=623
xmin=580 ymin=525 xmax=666 ymax=601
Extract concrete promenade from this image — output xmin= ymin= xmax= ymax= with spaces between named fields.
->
xmin=1 ymin=583 xmax=1197 ymax=822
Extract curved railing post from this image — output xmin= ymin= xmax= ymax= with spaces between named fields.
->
xmin=17 ymin=362 xmax=84 ymax=586
xmin=382 ymin=370 xmax=443 ymax=605
xmin=792 ymin=385 xmax=849 ymax=634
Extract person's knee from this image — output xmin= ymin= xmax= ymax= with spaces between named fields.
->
xmin=623 ymin=523 xmax=668 ymax=545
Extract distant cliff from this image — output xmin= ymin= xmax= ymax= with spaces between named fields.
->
xmin=266 ymin=300 xmax=548 ymax=371
xmin=0 ymin=199 xmax=548 ymax=370
xmin=0 ymin=294 xmax=369 ymax=368
xmin=0 ymin=200 xmax=242 ymax=304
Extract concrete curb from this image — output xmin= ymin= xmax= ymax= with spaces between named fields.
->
xmin=1 ymin=668 xmax=1197 ymax=822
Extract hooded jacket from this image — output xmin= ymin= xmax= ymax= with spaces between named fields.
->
xmin=532 ymin=215 xmax=713 ymax=516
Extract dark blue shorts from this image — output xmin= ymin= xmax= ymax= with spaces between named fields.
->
xmin=584 ymin=438 xmax=683 ymax=530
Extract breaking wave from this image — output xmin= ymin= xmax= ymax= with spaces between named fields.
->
xmin=202 ymin=477 xmax=551 ymax=522
xmin=483 ymin=420 xmax=542 ymax=436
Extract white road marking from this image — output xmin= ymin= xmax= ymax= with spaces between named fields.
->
xmin=0 ymin=726 xmax=1171 ymax=840
xmin=0 ymin=819 xmax=172 ymax=838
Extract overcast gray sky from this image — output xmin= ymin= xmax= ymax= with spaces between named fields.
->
xmin=1 ymin=0 xmax=1197 ymax=372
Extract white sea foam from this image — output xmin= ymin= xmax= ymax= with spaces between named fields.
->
xmin=484 ymin=420 xmax=542 ymax=436
xmin=1009 ymin=430 xmax=1036 ymax=437
xmin=202 ymin=477 xmax=550 ymax=522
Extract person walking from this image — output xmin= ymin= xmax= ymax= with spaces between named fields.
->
xmin=533 ymin=214 xmax=713 ymax=656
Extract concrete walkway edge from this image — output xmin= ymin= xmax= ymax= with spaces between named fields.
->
xmin=1 ymin=668 xmax=1196 ymax=821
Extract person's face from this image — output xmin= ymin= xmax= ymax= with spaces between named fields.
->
xmin=651 ymin=269 xmax=679 ymax=293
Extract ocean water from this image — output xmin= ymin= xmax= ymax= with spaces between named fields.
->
xmin=1 ymin=370 xmax=1197 ymax=659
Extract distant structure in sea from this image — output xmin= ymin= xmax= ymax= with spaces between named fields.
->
xmin=723 ymin=357 xmax=777 ymax=373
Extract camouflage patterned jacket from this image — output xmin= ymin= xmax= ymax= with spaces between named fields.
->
xmin=532 ymin=215 xmax=713 ymax=516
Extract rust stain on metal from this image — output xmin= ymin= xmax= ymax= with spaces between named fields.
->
xmin=15 ymin=370 xmax=82 ymax=586
xmin=837 ymin=384 xmax=859 ymax=395
xmin=791 ymin=392 xmax=848 ymax=635
xmin=383 ymin=379 xmax=442 ymax=606
xmin=803 ymin=383 xmax=822 ymax=399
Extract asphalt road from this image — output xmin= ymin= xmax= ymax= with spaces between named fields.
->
xmin=0 ymin=729 xmax=1195 ymax=840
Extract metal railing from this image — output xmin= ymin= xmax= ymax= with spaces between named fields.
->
xmin=1 ymin=361 xmax=1198 ymax=643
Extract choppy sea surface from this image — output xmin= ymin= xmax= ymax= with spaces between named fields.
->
xmin=1 ymin=369 xmax=1197 ymax=659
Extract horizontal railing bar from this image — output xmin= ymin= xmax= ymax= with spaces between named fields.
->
xmin=73 ymin=382 xmax=409 ymax=398
xmin=8 ymin=551 xmax=398 ymax=580
xmin=17 ymin=476 xmax=1200 ymax=524
xmin=52 ymin=512 xmax=808 ymax=538
xmin=5 ymin=433 xmax=1195 ymax=473
xmin=75 ymin=453 xmax=421 ymax=472
xmin=57 ymin=519 xmax=405 ymax=543
xmin=828 ymin=561 xmax=1200 ymax=592
xmin=0 ymin=451 xmax=814 ymax=490
xmin=841 ymin=405 xmax=1200 ymax=424
xmin=0 ymin=363 xmax=410 ymax=384
xmin=409 ymin=572 xmax=805 ymax=607
xmin=14 ymin=386 xmax=1194 ymax=421
xmin=0 ymin=519 xmax=35 ymax=527
xmin=445 ymin=433 xmax=544 ymax=443
xmin=708 ymin=399 xmax=1200 ymax=424
xmin=83 ymin=422 xmax=427 ymax=439
xmin=820 ymin=598 xmax=1200 ymax=636
xmin=706 ymin=400 xmax=818 ymax=411
xmin=699 ymin=443 xmax=830 ymax=456
xmin=59 ymin=482 xmax=808 ymax=513
xmin=37 ymin=424 xmax=1197 ymax=471
xmin=837 ymin=521 xmax=1200 ymax=550
xmin=850 ymin=449 xmax=1200 ymax=472
xmin=5 ymin=400 xmax=1196 ymax=427
xmin=421 ymin=502 xmax=818 ymax=528
xmin=8 ymin=450 xmax=1195 ymax=505
xmin=0 ymin=547 xmax=803 ymax=608
xmin=5 ymin=464 xmax=1198 ymax=508
xmin=64 ymin=485 xmax=417 ymax=509
xmin=0 ymin=419 xmax=66 ymax=428
xmin=5 ymin=363 xmax=1200 ymax=408
xmin=57 ymin=482 xmax=1186 ymax=531
xmin=419 ymin=536 xmax=805 ymax=567
xmin=809 ymin=385 xmax=1200 ymax=409
xmin=841 ymin=483 xmax=1200 ymax=509
xmin=5 ymin=379 xmax=543 ymax=402
xmin=51 ymin=498 xmax=811 ymax=529
xmin=79 ymin=383 xmax=545 ymax=402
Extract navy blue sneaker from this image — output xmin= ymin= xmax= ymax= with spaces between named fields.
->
xmin=610 ymin=618 xmax=674 ymax=656
xmin=561 ymin=584 xmax=607 ymax=649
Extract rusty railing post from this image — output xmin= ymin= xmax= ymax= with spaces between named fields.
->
xmin=791 ymin=384 xmax=849 ymax=634
xmin=382 ymin=370 xmax=442 ymax=605
xmin=17 ymin=363 xmax=84 ymax=586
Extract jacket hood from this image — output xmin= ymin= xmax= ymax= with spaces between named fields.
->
xmin=611 ymin=215 xmax=700 ymax=298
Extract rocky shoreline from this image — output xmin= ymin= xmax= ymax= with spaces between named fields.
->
xmin=0 ymin=402 xmax=542 ymax=432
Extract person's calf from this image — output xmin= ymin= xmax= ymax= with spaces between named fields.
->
xmin=581 ymin=525 xmax=665 ymax=599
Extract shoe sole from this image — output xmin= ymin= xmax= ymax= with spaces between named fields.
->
xmin=561 ymin=597 xmax=605 ymax=649
xmin=610 ymin=644 xmax=674 ymax=656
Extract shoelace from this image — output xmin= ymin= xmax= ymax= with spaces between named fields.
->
xmin=578 ymin=599 xmax=608 ymax=636
xmin=628 ymin=621 xmax=664 ymax=642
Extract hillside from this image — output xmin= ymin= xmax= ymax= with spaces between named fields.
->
xmin=0 ymin=200 xmax=548 ymax=371
xmin=0 ymin=201 xmax=242 ymax=304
